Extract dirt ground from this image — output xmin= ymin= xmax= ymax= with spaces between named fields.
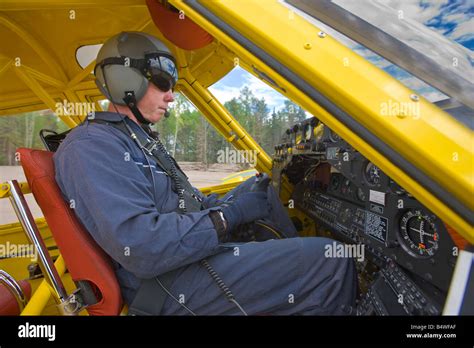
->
xmin=0 ymin=163 xmax=241 ymax=224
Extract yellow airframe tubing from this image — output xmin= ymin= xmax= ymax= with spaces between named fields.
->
xmin=0 ymin=13 xmax=68 ymax=83
xmin=171 ymin=0 xmax=473 ymax=243
xmin=180 ymin=80 xmax=271 ymax=175
xmin=174 ymin=47 xmax=273 ymax=175
xmin=21 ymin=255 xmax=67 ymax=316
xmin=13 ymin=66 xmax=79 ymax=129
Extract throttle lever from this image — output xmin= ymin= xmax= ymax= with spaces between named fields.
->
xmin=250 ymin=173 xmax=271 ymax=192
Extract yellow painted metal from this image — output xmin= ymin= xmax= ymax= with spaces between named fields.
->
xmin=172 ymin=0 xmax=473 ymax=243
xmin=0 ymin=0 xmax=144 ymax=11
xmin=0 ymin=218 xmax=59 ymax=285
xmin=21 ymin=255 xmax=67 ymax=316
xmin=63 ymin=89 xmax=90 ymax=124
xmin=0 ymin=88 xmax=65 ymax=116
xmin=0 ymin=181 xmax=31 ymax=198
xmin=21 ymin=280 xmax=51 ymax=315
xmin=175 ymin=55 xmax=273 ymax=175
xmin=0 ymin=1 xmax=157 ymax=126
xmin=221 ymin=169 xmax=257 ymax=184
xmin=67 ymin=59 xmax=96 ymax=88
xmin=199 ymin=181 xmax=242 ymax=197
xmin=20 ymin=64 xmax=65 ymax=89
xmin=0 ymin=13 xmax=68 ymax=83
xmin=13 ymin=66 xmax=79 ymax=128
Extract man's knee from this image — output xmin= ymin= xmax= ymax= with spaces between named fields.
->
xmin=302 ymin=237 xmax=356 ymax=278
xmin=299 ymin=237 xmax=357 ymax=312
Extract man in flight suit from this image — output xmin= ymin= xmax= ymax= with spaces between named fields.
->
xmin=54 ymin=31 xmax=357 ymax=315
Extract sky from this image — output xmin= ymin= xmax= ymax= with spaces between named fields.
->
xmin=209 ymin=0 xmax=473 ymax=112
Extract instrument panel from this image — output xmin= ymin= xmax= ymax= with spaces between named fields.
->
xmin=272 ymin=117 xmax=459 ymax=315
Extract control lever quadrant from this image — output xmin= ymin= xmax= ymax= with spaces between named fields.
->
xmin=250 ymin=173 xmax=271 ymax=192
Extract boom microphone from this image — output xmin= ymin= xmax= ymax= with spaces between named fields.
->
xmin=164 ymin=110 xmax=170 ymax=118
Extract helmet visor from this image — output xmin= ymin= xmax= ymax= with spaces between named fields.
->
xmin=145 ymin=53 xmax=178 ymax=92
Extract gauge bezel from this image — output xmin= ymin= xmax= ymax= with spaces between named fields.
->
xmin=397 ymin=209 xmax=439 ymax=259
xmin=328 ymin=129 xmax=341 ymax=143
xmin=356 ymin=187 xmax=366 ymax=202
xmin=329 ymin=174 xmax=341 ymax=192
xmin=363 ymin=161 xmax=382 ymax=187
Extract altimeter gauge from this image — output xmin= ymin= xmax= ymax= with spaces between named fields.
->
xmin=398 ymin=209 xmax=439 ymax=258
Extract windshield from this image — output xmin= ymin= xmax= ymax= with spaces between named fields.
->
xmin=209 ymin=66 xmax=309 ymax=155
xmin=283 ymin=0 xmax=473 ymax=129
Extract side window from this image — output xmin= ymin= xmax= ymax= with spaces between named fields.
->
xmin=0 ymin=110 xmax=67 ymax=222
xmin=208 ymin=66 xmax=309 ymax=156
xmin=153 ymin=71 xmax=310 ymax=174
xmin=0 ymin=110 xmax=68 ymax=165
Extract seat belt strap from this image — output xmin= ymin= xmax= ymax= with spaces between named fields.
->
xmin=128 ymin=268 xmax=180 ymax=316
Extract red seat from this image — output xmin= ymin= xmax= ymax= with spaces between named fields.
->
xmin=18 ymin=148 xmax=123 ymax=315
xmin=0 ymin=279 xmax=31 ymax=316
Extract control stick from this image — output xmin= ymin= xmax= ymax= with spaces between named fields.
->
xmin=250 ymin=173 xmax=271 ymax=192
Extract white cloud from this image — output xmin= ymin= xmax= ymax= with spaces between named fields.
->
xmin=208 ymin=84 xmax=241 ymax=105
xmin=209 ymin=67 xmax=288 ymax=111
xmin=449 ymin=17 xmax=474 ymax=41
xmin=212 ymin=0 xmax=471 ymax=112
xmin=331 ymin=0 xmax=474 ymax=89
xmin=380 ymin=0 xmax=449 ymax=22
xmin=442 ymin=12 xmax=468 ymax=24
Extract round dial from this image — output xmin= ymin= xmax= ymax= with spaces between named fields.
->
xmin=398 ymin=210 xmax=439 ymax=258
xmin=330 ymin=175 xmax=341 ymax=191
xmin=304 ymin=124 xmax=312 ymax=141
xmin=329 ymin=129 xmax=340 ymax=142
xmin=341 ymin=179 xmax=353 ymax=196
xmin=357 ymin=187 xmax=366 ymax=202
xmin=364 ymin=162 xmax=381 ymax=186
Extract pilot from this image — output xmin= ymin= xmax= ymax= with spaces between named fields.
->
xmin=54 ymin=31 xmax=357 ymax=315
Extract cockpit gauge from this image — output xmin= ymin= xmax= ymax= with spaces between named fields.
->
xmin=304 ymin=123 xmax=312 ymax=141
xmin=329 ymin=129 xmax=341 ymax=142
xmin=341 ymin=179 xmax=354 ymax=196
xmin=364 ymin=162 xmax=381 ymax=186
xmin=357 ymin=187 xmax=366 ymax=202
xmin=398 ymin=210 xmax=439 ymax=258
xmin=330 ymin=174 xmax=341 ymax=191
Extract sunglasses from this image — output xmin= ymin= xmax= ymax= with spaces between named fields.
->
xmin=144 ymin=53 xmax=178 ymax=92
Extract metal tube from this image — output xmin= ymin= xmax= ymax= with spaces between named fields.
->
xmin=21 ymin=255 xmax=68 ymax=316
xmin=7 ymin=180 xmax=68 ymax=302
xmin=0 ymin=269 xmax=27 ymax=311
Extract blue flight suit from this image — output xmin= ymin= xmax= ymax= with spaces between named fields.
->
xmin=54 ymin=111 xmax=356 ymax=315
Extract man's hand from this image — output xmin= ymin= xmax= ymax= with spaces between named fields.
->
xmin=221 ymin=191 xmax=271 ymax=232
xmin=202 ymin=193 xmax=221 ymax=209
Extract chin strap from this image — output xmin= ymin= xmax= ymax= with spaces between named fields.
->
xmin=123 ymin=91 xmax=151 ymax=125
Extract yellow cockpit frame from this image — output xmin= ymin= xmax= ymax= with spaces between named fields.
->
xmin=0 ymin=0 xmax=472 ymax=315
